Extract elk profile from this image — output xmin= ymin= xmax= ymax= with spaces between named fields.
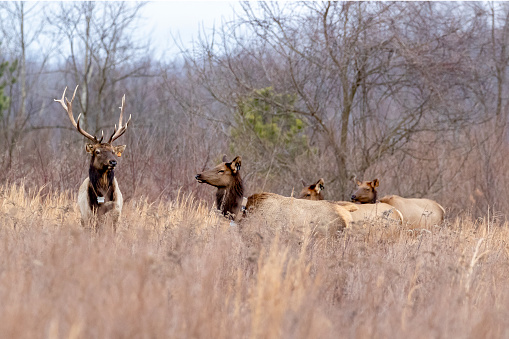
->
xmin=55 ymin=86 xmax=131 ymax=227
xmin=195 ymin=155 xmax=244 ymax=220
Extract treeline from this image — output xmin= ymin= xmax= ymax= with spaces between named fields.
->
xmin=0 ymin=2 xmax=509 ymax=218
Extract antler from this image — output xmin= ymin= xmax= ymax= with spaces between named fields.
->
xmin=54 ymin=86 xmax=103 ymax=143
xmin=108 ymin=94 xmax=131 ymax=144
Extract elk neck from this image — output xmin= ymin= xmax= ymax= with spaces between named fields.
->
xmin=215 ymin=174 xmax=244 ymax=219
xmin=89 ymin=161 xmax=115 ymax=198
xmin=369 ymin=190 xmax=378 ymax=204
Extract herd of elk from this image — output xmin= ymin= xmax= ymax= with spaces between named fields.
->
xmin=300 ymin=178 xmax=404 ymax=225
xmin=195 ymin=156 xmax=356 ymax=237
xmin=55 ymin=86 xmax=131 ymax=227
xmin=52 ymin=87 xmax=443 ymax=235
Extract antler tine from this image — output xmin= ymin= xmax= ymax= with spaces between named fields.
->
xmin=76 ymin=113 xmax=100 ymax=143
xmin=108 ymin=94 xmax=131 ymax=144
xmin=55 ymin=86 xmax=99 ymax=143
xmin=118 ymin=94 xmax=125 ymax=127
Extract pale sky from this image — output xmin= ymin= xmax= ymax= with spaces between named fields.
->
xmin=140 ymin=1 xmax=241 ymax=58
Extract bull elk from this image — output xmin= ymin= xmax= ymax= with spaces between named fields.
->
xmin=300 ymin=178 xmax=403 ymax=225
xmin=351 ymin=179 xmax=445 ymax=228
xmin=55 ymin=86 xmax=131 ymax=227
xmin=195 ymin=157 xmax=355 ymax=237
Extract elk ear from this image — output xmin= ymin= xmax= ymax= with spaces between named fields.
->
xmin=114 ymin=145 xmax=126 ymax=157
xmin=301 ymin=179 xmax=307 ymax=187
xmin=317 ymin=178 xmax=325 ymax=191
xmin=355 ymin=180 xmax=362 ymax=186
xmin=314 ymin=185 xmax=321 ymax=194
xmin=85 ymin=144 xmax=94 ymax=154
xmin=222 ymin=154 xmax=228 ymax=163
xmin=230 ymin=156 xmax=242 ymax=173
xmin=372 ymin=179 xmax=379 ymax=188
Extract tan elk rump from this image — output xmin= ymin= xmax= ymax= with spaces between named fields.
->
xmin=351 ymin=179 xmax=445 ymax=228
xmin=196 ymin=157 xmax=355 ymax=237
xmin=54 ymin=86 xmax=131 ymax=227
xmin=300 ymin=178 xmax=403 ymax=225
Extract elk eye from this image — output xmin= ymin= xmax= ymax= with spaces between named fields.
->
xmin=306 ymin=194 xmax=311 ymax=197
xmin=95 ymin=150 xmax=101 ymax=155
xmin=218 ymin=170 xmax=225 ymax=174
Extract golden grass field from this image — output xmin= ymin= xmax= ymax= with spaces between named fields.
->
xmin=1 ymin=182 xmax=509 ymax=338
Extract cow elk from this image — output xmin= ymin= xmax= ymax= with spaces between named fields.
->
xmin=55 ymin=86 xmax=131 ymax=228
xmin=196 ymin=157 xmax=355 ymax=237
xmin=195 ymin=155 xmax=244 ymax=220
xmin=351 ymin=178 xmax=445 ymax=228
xmin=301 ymin=178 xmax=403 ymax=225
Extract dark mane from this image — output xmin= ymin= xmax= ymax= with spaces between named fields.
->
xmin=88 ymin=163 xmax=115 ymax=210
xmin=370 ymin=189 xmax=377 ymax=204
xmin=216 ymin=173 xmax=244 ymax=219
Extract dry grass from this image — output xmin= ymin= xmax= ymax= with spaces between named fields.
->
xmin=1 ymin=183 xmax=509 ymax=338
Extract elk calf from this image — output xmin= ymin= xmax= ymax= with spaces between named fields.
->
xmin=55 ymin=86 xmax=131 ymax=227
xmin=301 ymin=178 xmax=403 ymax=225
xmin=352 ymin=178 xmax=445 ymax=228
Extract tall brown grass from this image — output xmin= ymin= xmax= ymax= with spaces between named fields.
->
xmin=1 ymin=182 xmax=508 ymax=338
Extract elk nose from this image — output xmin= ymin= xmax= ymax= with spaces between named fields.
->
xmin=351 ymin=195 xmax=356 ymax=201
xmin=109 ymin=160 xmax=117 ymax=167
xmin=195 ymin=174 xmax=200 ymax=179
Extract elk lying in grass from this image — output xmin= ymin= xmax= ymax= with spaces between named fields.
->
xmin=196 ymin=157 xmax=355 ymax=237
xmin=351 ymin=179 xmax=445 ymax=228
xmin=300 ymin=178 xmax=403 ymax=225
xmin=245 ymin=192 xmax=355 ymax=237
xmin=55 ymin=86 xmax=131 ymax=227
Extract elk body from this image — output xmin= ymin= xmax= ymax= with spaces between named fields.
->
xmin=300 ymin=178 xmax=403 ymax=225
xmin=195 ymin=157 xmax=354 ymax=237
xmin=55 ymin=86 xmax=131 ymax=227
xmin=351 ymin=179 xmax=445 ymax=228
xmin=245 ymin=192 xmax=355 ymax=237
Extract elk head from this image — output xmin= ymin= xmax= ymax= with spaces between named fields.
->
xmin=195 ymin=155 xmax=242 ymax=188
xmin=351 ymin=178 xmax=379 ymax=204
xmin=299 ymin=178 xmax=325 ymax=200
xmin=54 ymin=86 xmax=131 ymax=173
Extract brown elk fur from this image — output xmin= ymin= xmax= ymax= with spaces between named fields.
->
xmin=351 ymin=178 xmax=444 ymax=228
xmin=380 ymin=195 xmax=445 ymax=228
xmin=300 ymin=178 xmax=403 ymax=225
xmin=195 ymin=156 xmax=244 ymax=220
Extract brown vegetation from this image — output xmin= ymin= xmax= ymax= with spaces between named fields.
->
xmin=0 ymin=182 xmax=508 ymax=338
